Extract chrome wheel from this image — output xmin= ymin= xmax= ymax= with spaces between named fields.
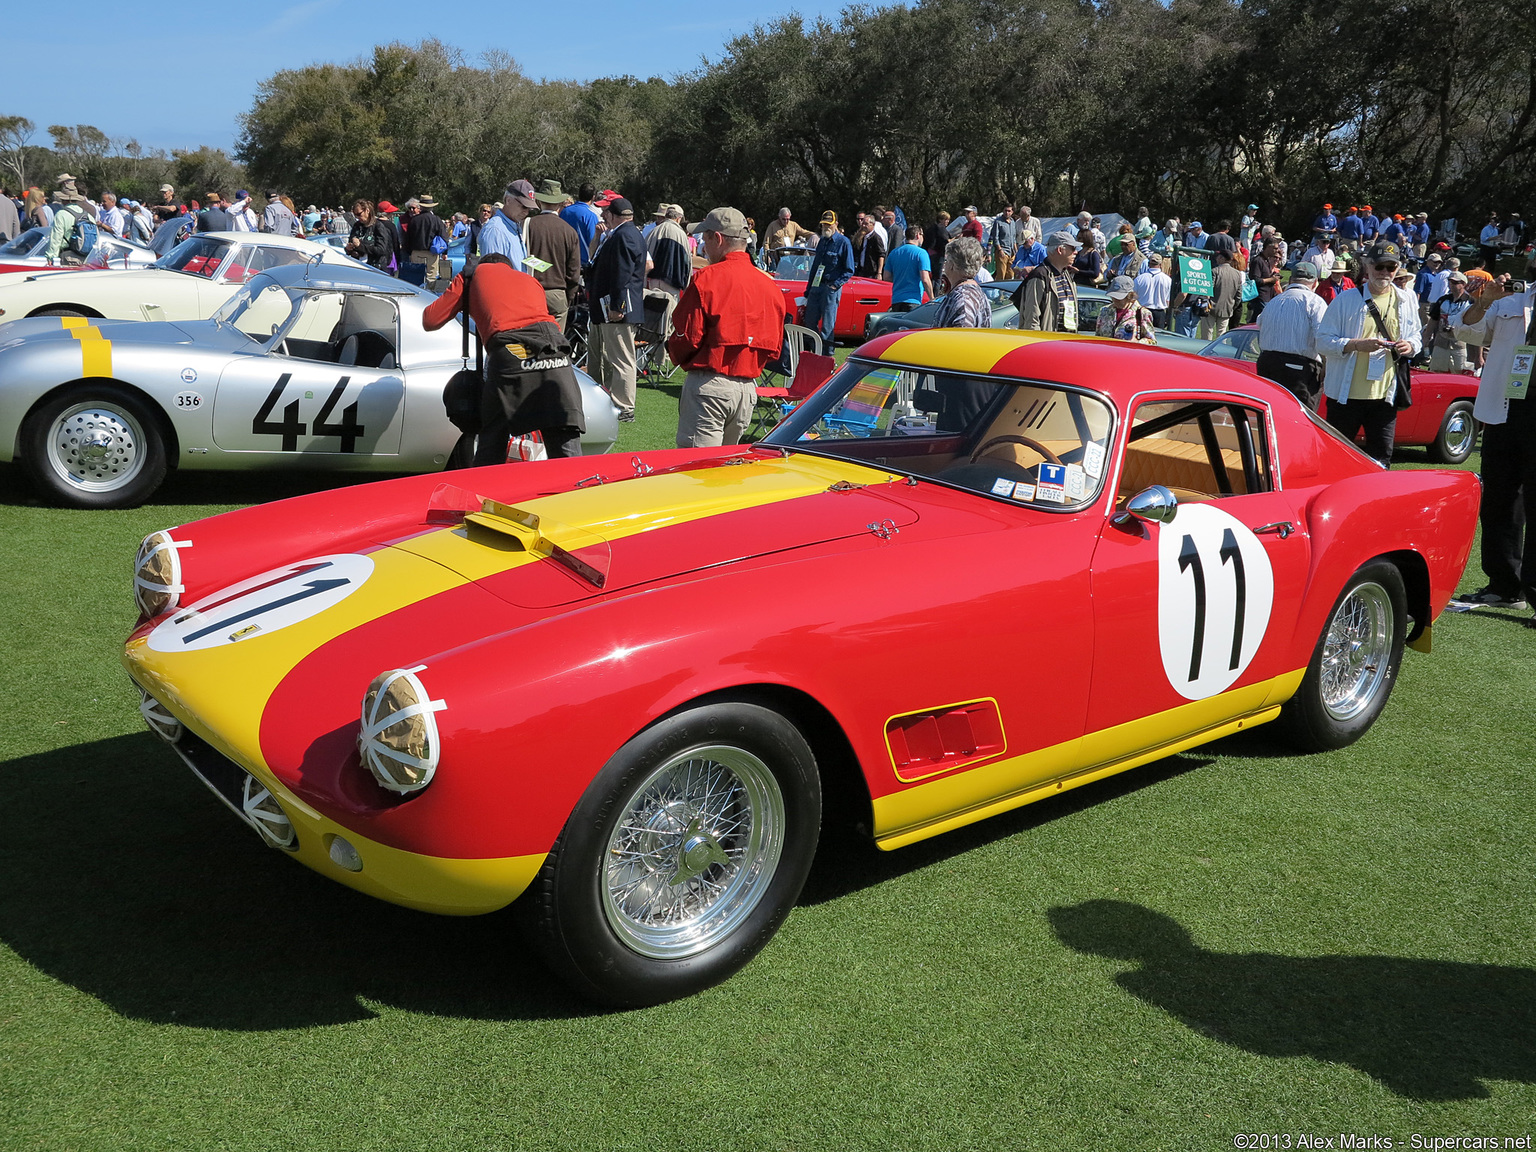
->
xmin=602 ymin=744 xmax=785 ymax=960
xmin=1442 ymin=410 xmax=1474 ymax=458
xmin=1319 ymin=581 xmax=1394 ymax=721
xmin=45 ymin=402 xmax=146 ymax=492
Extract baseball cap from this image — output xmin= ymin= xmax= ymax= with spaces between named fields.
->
xmin=1323 ymin=202 xmax=1333 ymax=209
xmin=1247 ymin=203 xmax=1258 ymax=210
xmin=820 ymin=210 xmax=837 ymax=225
xmin=159 ymin=183 xmax=174 ymax=194
xmin=1362 ymin=203 xmax=1372 ymax=210
xmin=1367 ymin=241 xmax=1402 ymax=263
xmin=1189 ymin=220 xmax=1203 ymax=229
xmin=1146 ymin=252 xmax=1163 ymax=265
xmin=377 ymin=200 xmax=399 ymax=213
xmin=689 ymin=206 xmax=751 ymax=239
xmin=236 ymin=189 xmax=249 ymax=201
xmin=1292 ymin=261 xmax=1320 ymax=280
xmin=1427 ymin=252 xmax=1444 ymax=263
xmin=1446 ymin=271 xmax=1468 ymax=283
xmin=1046 ymin=229 xmax=1082 ymax=250
xmin=964 ymin=205 xmax=978 ymax=212
xmin=1107 ymin=275 xmax=1137 ymax=299
xmin=608 ymin=197 xmax=634 ymax=216
xmin=593 ymin=188 xmax=622 ymax=208
xmin=505 ymin=180 xmax=537 ymax=208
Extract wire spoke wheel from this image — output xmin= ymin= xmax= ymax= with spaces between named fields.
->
xmin=1318 ymin=581 xmax=1394 ymax=721
xmin=602 ymin=744 xmax=785 ymax=960
xmin=45 ymin=402 xmax=147 ymax=493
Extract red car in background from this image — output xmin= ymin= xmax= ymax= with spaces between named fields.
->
xmin=1202 ymin=325 xmax=1480 ymax=464
xmin=765 ymin=247 xmax=893 ymax=341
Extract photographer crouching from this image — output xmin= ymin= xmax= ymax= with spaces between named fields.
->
xmin=424 ymin=253 xmax=586 ymax=464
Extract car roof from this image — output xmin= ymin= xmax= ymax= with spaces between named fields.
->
xmin=857 ymin=329 xmax=1294 ymax=406
xmin=254 ymin=262 xmax=428 ymax=296
xmin=197 ymin=231 xmax=339 ymax=251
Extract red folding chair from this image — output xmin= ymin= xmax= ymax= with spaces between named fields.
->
xmin=749 ymin=351 xmax=836 ymax=439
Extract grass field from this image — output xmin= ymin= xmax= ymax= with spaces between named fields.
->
xmin=1 ymin=383 xmax=1532 ymax=1151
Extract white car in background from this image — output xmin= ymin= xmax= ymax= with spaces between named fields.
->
xmin=0 ymin=232 xmax=359 ymax=326
xmin=0 ymin=225 xmax=161 ymax=274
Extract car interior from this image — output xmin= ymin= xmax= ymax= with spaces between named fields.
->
xmin=278 ymin=290 xmax=400 ymax=369
xmin=767 ymin=360 xmax=1272 ymax=510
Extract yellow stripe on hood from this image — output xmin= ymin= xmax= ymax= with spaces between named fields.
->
xmin=70 ymin=325 xmax=112 ymax=377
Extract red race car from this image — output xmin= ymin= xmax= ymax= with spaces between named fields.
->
xmin=766 ymin=246 xmax=893 ymax=341
xmin=123 ymin=330 xmax=1477 ymax=1006
xmin=1201 ymin=325 xmax=1480 ymax=464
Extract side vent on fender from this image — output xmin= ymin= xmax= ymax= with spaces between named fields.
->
xmin=885 ymin=699 xmax=1007 ymax=782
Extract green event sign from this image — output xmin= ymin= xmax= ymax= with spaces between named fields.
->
xmin=1178 ymin=249 xmax=1214 ymax=295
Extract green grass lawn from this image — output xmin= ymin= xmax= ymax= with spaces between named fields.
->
xmin=0 ymin=400 xmax=1532 ymax=1151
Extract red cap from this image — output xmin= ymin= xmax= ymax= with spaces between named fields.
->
xmin=1362 ymin=203 xmax=1372 ymax=210
xmin=1323 ymin=203 xmax=1332 ymax=209
xmin=594 ymin=188 xmax=622 ymax=208
xmin=378 ymin=200 xmax=399 ymax=213
xmin=1393 ymin=213 xmax=1404 ymax=220
xmin=1348 ymin=206 xmax=1358 ymax=211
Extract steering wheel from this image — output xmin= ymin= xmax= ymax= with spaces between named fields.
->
xmin=970 ymin=435 xmax=1062 ymax=466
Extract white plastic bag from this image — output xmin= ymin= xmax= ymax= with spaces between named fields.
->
xmin=505 ymin=430 xmax=547 ymax=462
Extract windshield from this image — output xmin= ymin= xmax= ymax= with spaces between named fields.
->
xmin=218 ymin=276 xmax=296 ymax=342
xmin=156 ymin=235 xmax=235 ymax=278
xmin=764 ymin=357 xmax=1116 ymax=510
xmin=0 ymin=227 xmax=46 ymax=256
xmin=769 ymin=250 xmax=815 ymax=281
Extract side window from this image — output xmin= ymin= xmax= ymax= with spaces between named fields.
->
xmin=225 ymin=245 xmax=309 ymax=284
xmin=1120 ymin=400 xmax=1271 ymax=503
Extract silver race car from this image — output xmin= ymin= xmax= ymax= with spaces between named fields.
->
xmin=0 ymin=263 xmax=620 ymax=508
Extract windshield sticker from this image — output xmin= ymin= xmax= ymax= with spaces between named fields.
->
xmin=1011 ymin=483 xmax=1036 ymax=501
xmin=991 ymin=478 xmax=1014 ymax=496
xmin=147 ymin=553 xmax=374 ymax=652
xmin=1065 ymin=463 xmax=1087 ymax=499
xmin=1036 ymin=462 xmax=1068 ymax=502
xmin=1083 ymin=441 xmax=1106 ymax=478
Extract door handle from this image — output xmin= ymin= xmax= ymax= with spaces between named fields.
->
xmin=1254 ymin=521 xmax=1295 ymax=539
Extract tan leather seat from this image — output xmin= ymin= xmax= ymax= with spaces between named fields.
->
xmin=1119 ymin=438 xmax=1247 ymax=499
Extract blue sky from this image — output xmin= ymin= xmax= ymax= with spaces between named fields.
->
xmin=5 ymin=0 xmax=847 ymax=157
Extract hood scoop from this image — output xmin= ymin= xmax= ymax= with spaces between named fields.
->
xmin=463 ymin=500 xmax=609 ymax=590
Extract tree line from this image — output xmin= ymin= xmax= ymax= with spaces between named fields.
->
xmin=10 ymin=0 xmax=1535 ymax=242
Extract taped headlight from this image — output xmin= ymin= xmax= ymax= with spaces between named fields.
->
xmin=242 ymin=775 xmax=297 ymax=850
xmin=359 ymin=666 xmax=446 ymax=794
xmin=133 ymin=530 xmax=189 ymax=619
xmin=136 ymin=683 xmax=183 ymax=743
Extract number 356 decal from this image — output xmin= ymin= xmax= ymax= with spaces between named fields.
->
xmin=1157 ymin=503 xmax=1275 ymax=700
xmin=252 ymin=373 xmax=366 ymax=452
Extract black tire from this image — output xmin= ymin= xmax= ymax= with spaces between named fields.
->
xmin=32 ymin=308 xmax=90 ymax=318
xmin=521 ymin=701 xmax=821 ymax=1007
xmin=1427 ymin=399 xmax=1477 ymax=465
xmin=20 ymin=384 xmax=168 ymax=508
xmin=1281 ymin=560 xmax=1407 ymax=751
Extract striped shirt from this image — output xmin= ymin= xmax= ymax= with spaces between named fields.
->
xmin=1256 ymin=284 xmax=1328 ymax=361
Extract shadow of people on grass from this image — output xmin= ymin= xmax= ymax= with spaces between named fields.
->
xmin=0 ymin=733 xmax=596 ymax=1029
xmin=1049 ymin=900 xmax=1536 ymax=1101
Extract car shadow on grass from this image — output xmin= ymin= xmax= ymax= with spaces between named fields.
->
xmin=1049 ymin=899 xmax=1536 ymax=1101
xmin=801 ymin=751 xmax=1214 ymax=905
xmin=0 ymin=733 xmax=598 ymax=1029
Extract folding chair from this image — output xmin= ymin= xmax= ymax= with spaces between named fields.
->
xmin=758 ymin=323 xmax=825 ymax=391
xmin=747 ymin=351 xmax=836 ymax=439
xmin=636 ymin=291 xmax=677 ymax=387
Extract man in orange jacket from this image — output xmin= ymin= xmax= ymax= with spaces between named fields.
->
xmin=667 ymin=207 xmax=791 ymax=448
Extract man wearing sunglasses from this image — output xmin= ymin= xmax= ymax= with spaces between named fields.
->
xmin=1317 ymin=241 xmax=1423 ymax=466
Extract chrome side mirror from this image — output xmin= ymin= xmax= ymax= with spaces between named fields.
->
xmin=1116 ymin=484 xmax=1179 ymax=526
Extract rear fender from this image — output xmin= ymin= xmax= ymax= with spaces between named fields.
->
xmin=1297 ymin=468 xmax=1479 ymax=650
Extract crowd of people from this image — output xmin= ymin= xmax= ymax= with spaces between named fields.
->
xmin=2 ymin=172 xmax=1530 ymax=622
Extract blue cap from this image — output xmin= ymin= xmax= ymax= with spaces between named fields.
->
xmin=236 ymin=189 xmax=249 ymax=200
xmin=1190 ymin=221 xmax=1203 ymax=229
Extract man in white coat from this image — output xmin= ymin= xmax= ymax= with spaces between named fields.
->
xmin=1317 ymin=241 xmax=1423 ymax=466
xmin=1450 ymin=271 xmax=1536 ymax=614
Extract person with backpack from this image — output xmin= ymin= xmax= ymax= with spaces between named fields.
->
xmin=44 ymin=186 xmax=97 ymax=265
xmin=405 ymin=194 xmax=451 ymax=292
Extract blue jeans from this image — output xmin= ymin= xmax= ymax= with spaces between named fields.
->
xmin=1175 ymin=307 xmax=1199 ymax=338
xmin=803 ymin=284 xmax=842 ymax=347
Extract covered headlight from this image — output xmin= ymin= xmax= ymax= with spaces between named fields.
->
xmin=359 ymin=666 xmax=446 ymax=794
xmin=133 ymin=530 xmax=188 ymax=619
xmin=136 ymin=683 xmax=183 ymax=743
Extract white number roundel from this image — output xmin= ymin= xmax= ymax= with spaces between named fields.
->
xmin=148 ymin=553 xmax=374 ymax=652
xmin=1156 ymin=503 xmax=1274 ymax=700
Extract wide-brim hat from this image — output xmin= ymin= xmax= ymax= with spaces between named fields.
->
xmin=418 ymin=195 xmax=438 ymax=208
xmin=533 ymin=179 xmax=565 ymax=205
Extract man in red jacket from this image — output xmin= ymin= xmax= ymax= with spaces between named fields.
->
xmin=668 ymin=207 xmax=790 ymax=447
xmin=424 ymin=254 xmax=586 ymax=463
